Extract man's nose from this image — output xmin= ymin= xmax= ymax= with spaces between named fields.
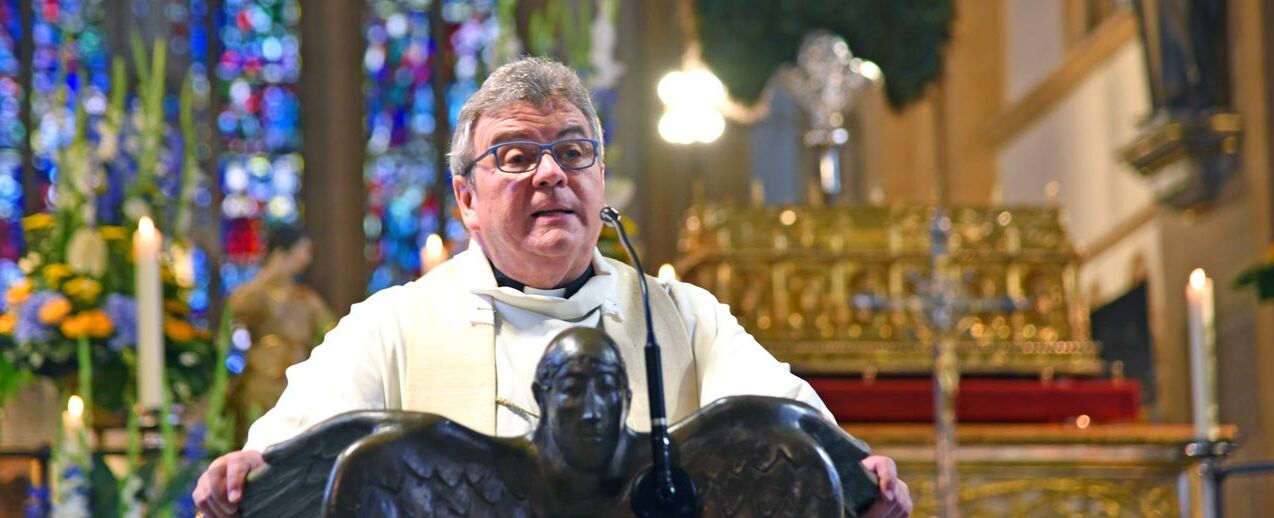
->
xmin=531 ymin=150 xmax=567 ymax=188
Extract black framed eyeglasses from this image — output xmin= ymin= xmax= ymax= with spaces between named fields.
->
xmin=467 ymin=138 xmax=600 ymax=174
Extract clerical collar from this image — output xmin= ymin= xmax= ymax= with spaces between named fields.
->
xmin=490 ymin=263 xmax=595 ymax=299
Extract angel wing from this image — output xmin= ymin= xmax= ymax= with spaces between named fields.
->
xmin=670 ymin=396 xmax=879 ymax=518
xmin=240 ymin=410 xmax=435 ymax=518
xmin=324 ymin=414 xmax=538 ymax=518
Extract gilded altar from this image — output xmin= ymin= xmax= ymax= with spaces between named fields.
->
xmin=676 ymin=203 xmax=1103 ymax=376
xmin=846 ymin=423 xmax=1235 ymax=517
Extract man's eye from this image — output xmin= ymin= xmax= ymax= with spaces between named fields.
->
xmin=502 ymin=150 xmax=530 ymax=164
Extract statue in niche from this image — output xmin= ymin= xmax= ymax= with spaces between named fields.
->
xmin=239 ymin=327 xmax=879 ymax=517
xmin=227 ymin=227 xmax=333 ymax=442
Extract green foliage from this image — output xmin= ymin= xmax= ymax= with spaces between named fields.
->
xmin=1235 ymin=263 xmax=1274 ymax=302
xmin=695 ymin=0 xmax=955 ymax=111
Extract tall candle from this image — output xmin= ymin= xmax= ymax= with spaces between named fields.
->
xmin=1186 ymin=268 xmax=1218 ymax=440
xmin=62 ymin=395 xmax=85 ymax=454
xmin=420 ymin=233 xmax=447 ymax=275
xmin=134 ymin=217 xmax=163 ymax=409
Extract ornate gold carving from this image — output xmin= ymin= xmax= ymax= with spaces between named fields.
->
xmin=678 ymin=204 xmax=1101 ymax=375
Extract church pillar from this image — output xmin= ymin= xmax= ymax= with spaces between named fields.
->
xmin=300 ymin=0 xmax=367 ymax=316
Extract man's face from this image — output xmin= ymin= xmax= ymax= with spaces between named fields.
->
xmin=541 ymin=360 xmax=626 ymax=471
xmin=454 ymin=100 xmax=604 ymax=277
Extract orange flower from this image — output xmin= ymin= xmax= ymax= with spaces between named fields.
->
xmin=5 ymin=280 xmax=30 ymax=307
xmin=0 ymin=312 xmax=16 ymax=334
xmin=164 ymin=318 xmax=196 ymax=342
xmin=83 ymin=309 xmax=114 ymax=339
xmin=60 ymin=313 xmax=89 ymax=339
xmin=38 ymin=296 xmax=72 ymax=324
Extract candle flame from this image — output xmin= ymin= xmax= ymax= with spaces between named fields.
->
xmin=1189 ymin=268 xmax=1208 ymax=290
xmin=425 ymin=233 xmax=445 ymax=258
xmin=138 ymin=216 xmax=156 ymax=237
xmin=658 ymin=263 xmax=678 ymax=283
xmin=68 ymin=395 xmax=84 ymax=418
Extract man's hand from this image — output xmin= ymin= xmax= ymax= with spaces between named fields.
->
xmin=194 ymin=450 xmax=265 ymax=518
xmin=862 ymin=455 xmax=913 ymax=518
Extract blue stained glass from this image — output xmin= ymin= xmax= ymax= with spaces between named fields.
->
xmin=364 ymin=0 xmax=498 ymax=294
xmin=0 ymin=0 xmax=23 ymax=262
xmin=30 ymin=0 xmax=111 ymax=212
xmin=217 ymin=0 xmax=302 ymax=293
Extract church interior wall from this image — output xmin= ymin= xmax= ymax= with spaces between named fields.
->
xmin=992 ymin=1 xmax=1274 ymax=514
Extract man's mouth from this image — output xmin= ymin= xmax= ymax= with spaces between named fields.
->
xmin=532 ymin=209 xmax=574 ymax=218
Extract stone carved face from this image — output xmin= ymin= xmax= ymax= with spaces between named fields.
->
xmin=532 ymin=327 xmax=631 ymax=472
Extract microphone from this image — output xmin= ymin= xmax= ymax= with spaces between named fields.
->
xmin=600 ymin=207 xmax=697 ymax=517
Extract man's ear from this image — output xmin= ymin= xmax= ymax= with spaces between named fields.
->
xmin=453 ymin=174 xmax=480 ymax=231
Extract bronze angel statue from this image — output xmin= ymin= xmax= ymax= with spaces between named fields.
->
xmin=240 ymin=327 xmax=879 ymax=517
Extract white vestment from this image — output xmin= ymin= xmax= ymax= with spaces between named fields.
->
xmin=243 ymin=247 xmax=834 ymax=452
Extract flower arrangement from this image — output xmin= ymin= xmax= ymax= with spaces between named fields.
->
xmin=0 ymin=214 xmax=215 ymax=411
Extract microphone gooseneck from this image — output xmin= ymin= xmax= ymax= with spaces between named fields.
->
xmin=600 ymin=206 xmax=697 ymax=517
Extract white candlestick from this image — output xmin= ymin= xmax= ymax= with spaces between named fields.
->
xmin=1186 ymin=268 xmax=1218 ymax=440
xmin=421 ymin=233 xmax=447 ymax=275
xmin=134 ymin=217 xmax=164 ymax=409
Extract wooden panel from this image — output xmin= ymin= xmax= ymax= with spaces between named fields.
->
xmin=982 ymin=11 xmax=1138 ymax=149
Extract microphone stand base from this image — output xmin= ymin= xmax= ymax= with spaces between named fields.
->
xmin=630 ymin=466 xmax=699 ymax=518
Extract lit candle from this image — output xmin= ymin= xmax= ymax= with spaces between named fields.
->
xmin=658 ymin=263 xmax=679 ymax=283
xmin=62 ymin=395 xmax=84 ymax=454
xmin=134 ymin=217 xmax=164 ymax=409
xmin=420 ymin=233 xmax=447 ymax=275
xmin=1186 ymin=268 xmax=1218 ymax=440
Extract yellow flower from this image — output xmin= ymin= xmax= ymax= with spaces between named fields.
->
xmin=42 ymin=263 xmax=73 ymax=288
xmin=60 ymin=313 xmax=89 ymax=339
xmin=98 ymin=226 xmax=127 ymax=241
xmin=5 ymin=280 xmax=30 ymax=307
xmin=164 ymin=318 xmax=196 ymax=342
xmin=38 ymin=297 xmax=72 ymax=324
xmin=21 ymin=213 xmax=55 ymax=232
xmin=62 ymin=277 xmax=103 ymax=303
xmin=0 ymin=312 xmax=16 ymax=334
xmin=83 ymin=309 xmax=113 ymax=339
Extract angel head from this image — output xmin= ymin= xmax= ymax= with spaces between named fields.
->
xmin=532 ymin=327 xmax=632 ymax=472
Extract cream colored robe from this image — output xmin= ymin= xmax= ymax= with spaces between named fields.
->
xmin=243 ymin=248 xmax=832 ymax=451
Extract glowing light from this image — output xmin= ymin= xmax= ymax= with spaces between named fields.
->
xmin=658 ymin=263 xmax=678 ymax=283
xmin=1190 ymin=268 xmax=1208 ymax=290
xmin=1076 ymin=414 xmax=1091 ymax=429
xmin=68 ymin=395 xmax=84 ymax=418
xmin=858 ymin=60 xmax=883 ymax=82
xmin=657 ymin=67 xmax=728 ymax=144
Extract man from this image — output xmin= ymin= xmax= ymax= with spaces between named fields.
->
xmin=195 ymin=57 xmax=912 ymax=517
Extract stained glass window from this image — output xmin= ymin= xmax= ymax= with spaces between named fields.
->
xmin=29 ymin=0 xmax=110 ymax=212
xmin=216 ymin=0 xmax=302 ymax=293
xmin=363 ymin=0 xmax=497 ymax=293
xmin=0 ymin=0 xmax=23 ymax=269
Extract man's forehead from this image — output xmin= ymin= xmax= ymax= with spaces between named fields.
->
xmin=474 ymin=100 xmax=589 ymax=141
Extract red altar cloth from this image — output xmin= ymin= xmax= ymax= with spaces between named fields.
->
xmin=808 ymin=377 xmax=1141 ymax=423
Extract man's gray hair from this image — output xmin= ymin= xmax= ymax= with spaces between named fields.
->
xmin=449 ymin=56 xmax=604 ymax=179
